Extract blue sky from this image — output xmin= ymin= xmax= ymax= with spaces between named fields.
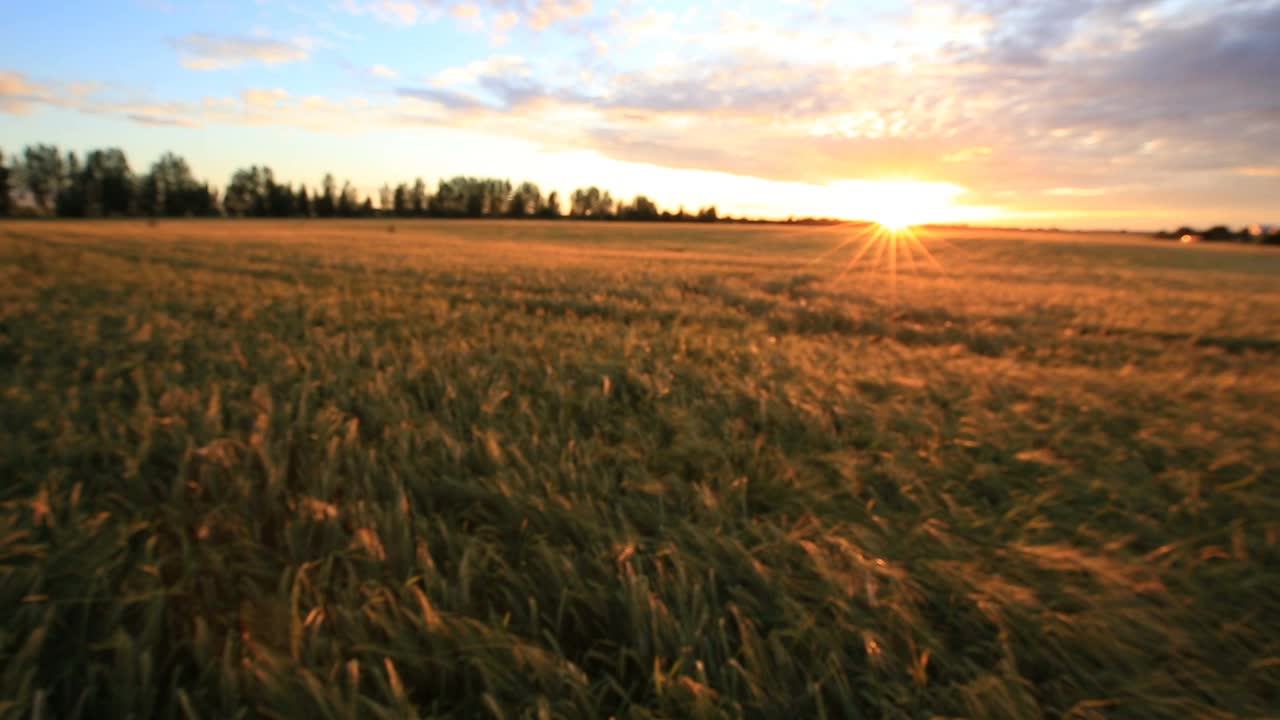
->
xmin=2 ymin=0 xmax=1278 ymax=227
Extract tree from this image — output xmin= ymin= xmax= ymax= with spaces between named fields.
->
xmin=267 ymin=179 xmax=295 ymax=217
xmin=82 ymin=148 xmax=135 ymax=216
xmin=337 ymin=181 xmax=357 ymax=217
xmin=57 ymin=151 xmax=86 ymax=217
xmin=296 ymin=185 xmax=313 ymax=217
xmin=393 ymin=183 xmax=410 ymax=217
xmin=411 ymin=178 xmax=428 ymax=216
xmin=141 ymin=153 xmax=214 ymax=217
xmin=317 ymin=174 xmax=337 ymax=217
xmin=465 ymin=182 xmax=485 ymax=217
xmin=484 ymin=179 xmax=512 ymax=216
xmin=1203 ymin=225 xmax=1234 ymax=241
xmin=379 ymin=184 xmax=393 ymax=214
xmin=620 ymin=194 xmax=660 ymax=221
xmin=0 ymin=150 xmax=9 ymax=216
xmin=225 ymin=165 xmax=275 ymax=217
xmin=697 ymin=205 xmax=719 ymax=222
xmin=570 ymin=187 xmax=594 ymax=217
xmin=507 ymin=181 xmax=543 ymax=217
xmin=541 ymin=190 xmax=561 ymax=218
xmin=21 ymin=144 xmax=66 ymax=214
xmin=430 ymin=178 xmax=459 ymax=216
xmin=571 ymin=186 xmax=616 ymax=218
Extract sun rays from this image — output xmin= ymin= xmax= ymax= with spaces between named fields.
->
xmin=805 ymin=221 xmax=948 ymax=292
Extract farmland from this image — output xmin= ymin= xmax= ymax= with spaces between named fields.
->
xmin=2 ymin=219 xmax=1279 ymax=718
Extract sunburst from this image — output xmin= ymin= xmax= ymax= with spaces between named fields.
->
xmin=803 ymin=221 xmax=948 ymax=295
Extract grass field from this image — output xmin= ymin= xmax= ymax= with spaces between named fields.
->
xmin=2 ymin=219 xmax=1279 ymax=719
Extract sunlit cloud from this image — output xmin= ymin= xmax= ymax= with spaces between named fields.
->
xmin=451 ymin=3 xmax=483 ymax=27
xmin=170 ymin=33 xmax=312 ymax=70
xmin=4 ymin=0 xmax=1278 ymax=227
xmin=0 ymin=71 xmax=46 ymax=114
xmin=1233 ymin=167 xmax=1280 ymax=178
xmin=489 ymin=11 xmax=520 ymax=46
xmin=1044 ymin=187 xmax=1111 ymax=198
xmin=342 ymin=0 xmax=420 ymax=25
xmin=528 ymin=0 xmax=593 ymax=31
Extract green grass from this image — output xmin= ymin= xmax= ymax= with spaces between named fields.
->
xmin=2 ymin=219 xmax=1278 ymax=719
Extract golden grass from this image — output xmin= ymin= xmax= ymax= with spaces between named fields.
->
xmin=1 ymin=218 xmax=1278 ymax=718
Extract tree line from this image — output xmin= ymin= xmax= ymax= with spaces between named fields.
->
xmin=0 ymin=144 xmax=733 ymax=223
xmin=1155 ymin=225 xmax=1280 ymax=246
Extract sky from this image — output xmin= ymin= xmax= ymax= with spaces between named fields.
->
xmin=1 ymin=0 xmax=1278 ymax=229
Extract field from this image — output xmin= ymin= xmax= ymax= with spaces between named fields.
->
xmin=2 ymin=219 xmax=1279 ymax=719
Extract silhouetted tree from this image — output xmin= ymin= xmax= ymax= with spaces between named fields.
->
xmin=80 ymin=148 xmax=135 ymax=216
xmin=465 ymin=184 xmax=485 ymax=217
xmin=485 ymin=179 xmax=512 ymax=216
xmin=0 ymin=139 xmax=786 ymax=225
xmin=57 ymin=151 xmax=87 ymax=217
xmin=620 ymin=195 xmax=660 ymax=221
xmin=338 ymin=181 xmax=358 ymax=217
xmin=1203 ymin=225 xmax=1235 ymax=241
xmin=296 ymin=185 xmax=313 ymax=217
xmin=541 ymin=190 xmax=561 ymax=218
xmin=268 ymin=179 xmax=295 ymax=217
xmin=411 ymin=178 xmax=428 ymax=216
xmin=379 ymin=184 xmax=393 ymax=214
xmin=393 ymin=183 xmax=410 ymax=217
xmin=140 ymin=153 xmax=214 ymax=217
xmin=430 ymin=179 xmax=455 ymax=216
xmin=507 ymin=181 xmax=543 ymax=217
xmin=225 ymin=166 xmax=277 ymax=217
xmin=570 ymin=187 xmax=615 ymax=219
xmin=21 ymin=144 xmax=66 ymax=213
xmin=0 ymin=150 xmax=9 ymax=216
xmin=317 ymin=174 xmax=337 ymax=218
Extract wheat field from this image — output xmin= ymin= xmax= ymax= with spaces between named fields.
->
xmin=2 ymin=219 xmax=1278 ymax=718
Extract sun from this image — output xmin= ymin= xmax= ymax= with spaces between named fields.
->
xmin=872 ymin=208 xmax=919 ymax=232
xmin=863 ymin=187 xmax=932 ymax=231
xmin=823 ymin=179 xmax=966 ymax=230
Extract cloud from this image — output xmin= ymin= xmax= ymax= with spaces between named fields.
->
xmin=320 ymin=0 xmax=1280 ymax=205
xmin=0 ymin=71 xmax=46 ymax=114
xmin=342 ymin=0 xmax=595 ymax=35
xmin=451 ymin=3 xmax=483 ymax=27
xmin=170 ymin=33 xmax=312 ymax=70
xmin=343 ymin=0 xmax=421 ymax=25
xmin=242 ymin=88 xmax=289 ymax=108
xmin=395 ymin=86 xmax=489 ymax=111
xmin=127 ymin=112 xmax=198 ymax=127
xmin=1043 ymin=187 xmax=1112 ymax=197
xmin=942 ymin=146 xmax=993 ymax=163
xmin=489 ymin=11 xmax=519 ymax=45
xmin=528 ymin=0 xmax=593 ymax=31
xmin=11 ymin=1 xmax=1280 ymax=225
xmin=426 ymin=55 xmax=533 ymax=90
xmin=1234 ymin=167 xmax=1280 ymax=178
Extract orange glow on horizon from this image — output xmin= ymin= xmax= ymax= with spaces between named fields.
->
xmin=824 ymin=179 xmax=1001 ymax=228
